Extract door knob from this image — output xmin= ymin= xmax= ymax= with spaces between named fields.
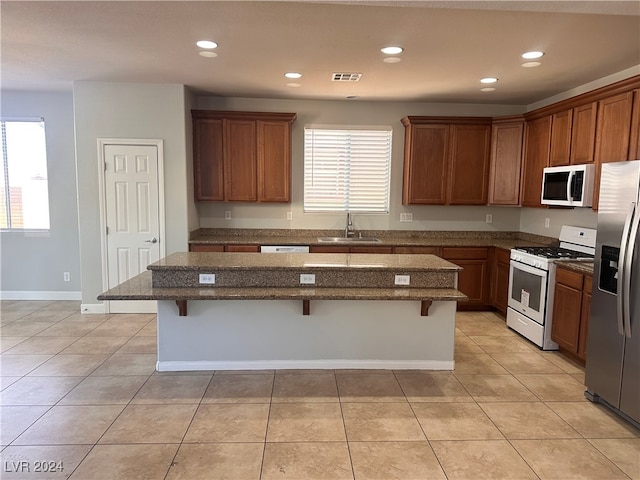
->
xmin=145 ymin=237 xmax=158 ymax=244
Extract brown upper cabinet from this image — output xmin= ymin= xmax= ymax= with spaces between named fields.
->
xmin=488 ymin=116 xmax=524 ymax=206
xmin=548 ymin=103 xmax=598 ymax=167
xmin=630 ymin=89 xmax=640 ymax=160
xmin=401 ymin=117 xmax=491 ymax=205
xmin=192 ymin=110 xmax=296 ymax=203
xmin=521 ymin=115 xmax=551 ymax=208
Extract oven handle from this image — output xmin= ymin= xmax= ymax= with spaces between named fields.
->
xmin=509 ymin=259 xmax=549 ymax=279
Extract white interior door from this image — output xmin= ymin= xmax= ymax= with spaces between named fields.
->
xmin=104 ymin=144 xmax=161 ymax=313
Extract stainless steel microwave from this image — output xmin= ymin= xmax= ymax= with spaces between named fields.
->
xmin=541 ymin=164 xmax=595 ymax=207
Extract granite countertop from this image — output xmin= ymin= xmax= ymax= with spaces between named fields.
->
xmin=149 ymin=252 xmax=462 ymax=272
xmin=98 ymin=271 xmax=467 ymax=302
xmin=556 ymin=260 xmax=594 ymax=276
xmin=188 ymin=229 xmax=556 ymax=250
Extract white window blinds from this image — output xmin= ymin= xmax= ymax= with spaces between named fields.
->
xmin=304 ymin=126 xmax=392 ymax=213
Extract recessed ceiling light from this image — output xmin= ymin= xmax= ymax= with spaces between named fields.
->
xmin=286 ymin=83 xmax=301 ymax=88
xmin=522 ymin=51 xmax=544 ymax=59
xmin=199 ymin=51 xmax=218 ymax=58
xmin=284 ymin=72 xmax=302 ymax=79
xmin=383 ymin=57 xmax=402 ymax=63
xmin=480 ymin=77 xmax=498 ymax=84
xmin=196 ymin=40 xmax=218 ymax=49
xmin=522 ymin=61 xmax=541 ymax=68
xmin=381 ymin=46 xmax=403 ymax=55
xmin=481 ymin=87 xmax=496 ymax=92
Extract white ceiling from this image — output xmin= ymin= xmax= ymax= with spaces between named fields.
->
xmin=2 ymin=1 xmax=639 ymax=104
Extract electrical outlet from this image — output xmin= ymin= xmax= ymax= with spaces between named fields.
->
xmin=286 ymin=211 xmax=293 ymax=221
xmin=63 ymin=272 xmax=70 ymax=282
xmin=300 ymin=274 xmax=316 ymax=285
xmin=199 ymin=273 xmax=216 ymax=284
xmin=544 ymin=217 xmax=550 ymax=228
xmin=395 ymin=274 xmax=411 ymax=285
xmin=224 ymin=211 xmax=232 ymax=220
xmin=485 ymin=214 xmax=493 ymax=224
xmin=400 ymin=213 xmax=413 ymax=222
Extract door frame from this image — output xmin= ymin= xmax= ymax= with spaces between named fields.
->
xmin=97 ymin=138 xmax=166 ymax=314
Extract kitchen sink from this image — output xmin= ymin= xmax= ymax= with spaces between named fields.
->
xmin=317 ymin=236 xmax=381 ymax=243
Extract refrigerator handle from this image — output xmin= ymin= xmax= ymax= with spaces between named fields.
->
xmin=618 ymin=202 xmax=635 ymax=336
xmin=624 ymin=202 xmax=639 ymax=338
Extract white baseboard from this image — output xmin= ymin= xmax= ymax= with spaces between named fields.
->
xmin=81 ymin=303 xmax=107 ymax=314
xmin=1 ymin=291 xmax=82 ymax=301
xmin=157 ymin=359 xmax=455 ymax=372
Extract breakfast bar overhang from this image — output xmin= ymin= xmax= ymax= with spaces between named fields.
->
xmin=98 ymin=252 xmax=467 ymax=371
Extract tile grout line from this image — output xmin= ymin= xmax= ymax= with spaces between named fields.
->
xmin=335 ymin=370 xmax=356 ymax=480
xmin=258 ymin=370 xmax=277 ymax=480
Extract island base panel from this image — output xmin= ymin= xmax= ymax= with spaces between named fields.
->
xmin=156 ymin=299 xmax=456 ymax=371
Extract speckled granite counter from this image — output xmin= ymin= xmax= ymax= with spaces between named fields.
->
xmin=189 ymin=228 xmax=557 ymax=250
xmin=556 ymin=260 xmax=594 ymax=276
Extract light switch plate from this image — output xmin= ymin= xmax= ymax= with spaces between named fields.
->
xmin=400 ymin=213 xmax=413 ymax=222
xmin=199 ymin=273 xmax=216 ymax=284
xmin=395 ymin=274 xmax=410 ymax=285
xmin=300 ymin=273 xmax=316 ymax=285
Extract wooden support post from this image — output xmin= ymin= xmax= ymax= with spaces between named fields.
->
xmin=302 ymin=299 xmax=310 ymax=316
xmin=421 ymin=300 xmax=433 ymax=316
xmin=176 ymin=300 xmax=188 ymax=317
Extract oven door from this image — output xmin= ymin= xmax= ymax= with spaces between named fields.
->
xmin=508 ymin=260 xmax=548 ymax=325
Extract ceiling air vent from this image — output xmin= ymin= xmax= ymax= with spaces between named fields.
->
xmin=331 ymin=73 xmax=362 ymax=82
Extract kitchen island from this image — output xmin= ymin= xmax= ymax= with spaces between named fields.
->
xmin=98 ymin=252 xmax=466 ymax=371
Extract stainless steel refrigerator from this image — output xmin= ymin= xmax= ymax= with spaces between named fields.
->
xmin=585 ymin=160 xmax=640 ymax=426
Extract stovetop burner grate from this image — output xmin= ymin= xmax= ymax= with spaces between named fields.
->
xmin=515 ymin=246 xmax=594 ymax=259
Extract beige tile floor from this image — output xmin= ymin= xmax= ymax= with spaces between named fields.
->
xmin=1 ymin=300 xmax=639 ymax=480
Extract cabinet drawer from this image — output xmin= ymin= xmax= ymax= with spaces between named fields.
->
xmin=225 ymin=245 xmax=260 ymax=252
xmin=394 ymin=246 xmax=442 ymax=255
xmin=442 ymin=247 xmax=489 ymax=259
xmin=556 ymin=267 xmax=584 ymax=290
xmin=190 ymin=244 xmax=225 ymax=252
xmin=583 ymin=275 xmax=593 ymax=295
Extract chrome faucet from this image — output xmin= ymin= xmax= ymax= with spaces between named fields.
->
xmin=345 ymin=212 xmax=355 ymax=237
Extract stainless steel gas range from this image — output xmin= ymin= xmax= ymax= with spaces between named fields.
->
xmin=507 ymin=225 xmax=596 ymax=350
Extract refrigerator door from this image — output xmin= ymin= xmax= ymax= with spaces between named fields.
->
xmin=586 ymin=160 xmax=640 ymax=409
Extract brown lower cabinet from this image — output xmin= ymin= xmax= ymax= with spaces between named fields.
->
xmin=441 ymin=247 xmax=490 ymax=310
xmin=551 ymin=266 xmax=592 ymax=364
xmin=490 ymin=247 xmax=511 ymax=316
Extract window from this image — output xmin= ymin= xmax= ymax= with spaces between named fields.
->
xmin=304 ymin=125 xmax=392 ymax=213
xmin=0 ymin=118 xmax=50 ymax=230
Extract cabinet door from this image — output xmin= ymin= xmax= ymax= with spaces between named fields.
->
xmin=593 ymin=92 xmax=635 ymax=210
xmin=521 ymin=116 xmax=552 ymax=207
xmin=257 ymin=120 xmax=291 ymax=202
xmin=629 ymin=89 xmax=640 ymax=161
xmin=448 ymin=124 xmax=491 ymax=204
xmin=442 ymin=247 xmax=489 ymax=308
xmin=549 ymin=110 xmax=572 ymax=166
xmin=193 ymin=118 xmax=224 ymax=201
xmin=488 ymin=120 xmax=524 ymax=206
xmin=490 ymin=248 xmax=511 ymax=315
xmin=578 ymin=275 xmax=592 ymax=361
xmin=551 ymin=282 xmax=582 ymax=354
xmin=402 ymin=125 xmax=449 ymax=204
xmin=570 ymin=102 xmax=597 ymax=165
xmin=224 ymin=119 xmax=257 ymax=201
